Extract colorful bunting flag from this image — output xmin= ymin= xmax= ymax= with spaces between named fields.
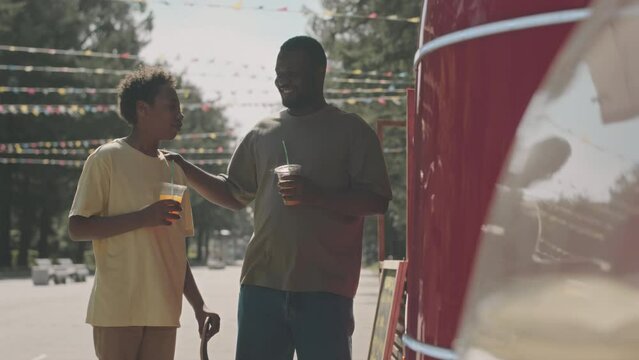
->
xmin=0 ymin=64 xmax=412 ymax=84
xmin=0 ymin=157 xmax=229 ymax=167
xmin=0 ymin=44 xmax=413 ymax=79
xmin=110 ymin=1 xmax=420 ymax=24
xmin=0 ymin=146 xmax=232 ymax=156
xmin=0 ymin=85 xmax=406 ymax=97
xmin=0 ymin=132 xmax=232 ymax=150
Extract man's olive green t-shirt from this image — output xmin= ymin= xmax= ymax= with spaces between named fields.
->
xmin=226 ymin=105 xmax=392 ymax=298
xmin=69 ymin=139 xmax=194 ymax=326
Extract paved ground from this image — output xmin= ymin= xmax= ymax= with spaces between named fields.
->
xmin=0 ymin=264 xmax=380 ymax=360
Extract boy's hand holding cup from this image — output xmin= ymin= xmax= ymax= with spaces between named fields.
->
xmin=140 ymin=183 xmax=187 ymax=226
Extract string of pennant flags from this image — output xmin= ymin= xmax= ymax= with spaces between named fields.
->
xmin=0 ymin=64 xmax=413 ymax=85
xmin=0 ymin=102 xmax=217 ymax=116
xmin=327 ymin=78 xmax=411 ymax=85
xmin=0 ymin=64 xmax=267 ymax=78
xmin=0 ymin=157 xmax=230 ymax=167
xmin=0 ymin=85 xmax=406 ymax=97
xmin=0 ymin=45 xmax=137 ymax=60
xmin=0 ymin=148 xmax=404 ymax=167
xmin=0 ymin=64 xmax=130 ymax=76
xmin=115 ymin=0 xmax=420 ymax=24
xmin=332 ymin=96 xmax=403 ymax=106
xmin=322 ymin=11 xmax=419 ymax=24
xmin=0 ymin=132 xmax=230 ymax=150
xmin=0 ymin=86 xmax=195 ymax=97
xmin=183 ymin=74 xmax=412 ymax=85
xmin=0 ymin=96 xmax=403 ymax=116
xmin=326 ymin=88 xmax=406 ymax=95
xmin=161 ymin=95 xmax=405 ymax=107
xmin=0 ymin=146 xmax=233 ymax=156
xmin=1 ymin=145 xmax=403 ymax=156
xmin=0 ymin=44 xmax=412 ymax=79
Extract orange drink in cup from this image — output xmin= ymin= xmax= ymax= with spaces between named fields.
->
xmin=160 ymin=182 xmax=187 ymax=220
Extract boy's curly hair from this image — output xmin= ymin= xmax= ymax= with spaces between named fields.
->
xmin=117 ymin=66 xmax=177 ymax=125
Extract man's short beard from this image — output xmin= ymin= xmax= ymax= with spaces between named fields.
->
xmin=282 ymin=96 xmax=308 ymax=109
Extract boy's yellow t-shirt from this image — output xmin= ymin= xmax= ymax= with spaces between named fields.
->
xmin=69 ymin=139 xmax=194 ymax=327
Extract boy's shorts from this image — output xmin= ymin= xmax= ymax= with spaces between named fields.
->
xmin=93 ymin=326 xmax=177 ymax=360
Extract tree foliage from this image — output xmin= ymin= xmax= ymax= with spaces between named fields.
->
xmin=310 ymin=0 xmax=422 ymax=263
xmin=0 ymin=0 xmax=247 ymax=269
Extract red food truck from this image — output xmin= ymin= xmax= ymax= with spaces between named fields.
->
xmin=400 ymin=0 xmax=639 ymax=359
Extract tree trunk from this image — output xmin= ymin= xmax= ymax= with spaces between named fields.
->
xmin=37 ymin=202 xmax=50 ymax=259
xmin=196 ymin=229 xmax=204 ymax=262
xmin=74 ymin=241 xmax=86 ymax=264
xmin=233 ymin=237 xmax=238 ymax=261
xmin=0 ymin=166 xmax=12 ymax=267
xmin=204 ymin=228 xmax=210 ymax=262
xmin=17 ymin=177 xmax=34 ymax=267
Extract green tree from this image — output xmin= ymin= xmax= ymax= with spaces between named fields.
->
xmin=310 ymin=0 xmax=421 ymax=263
xmin=0 ymin=0 xmax=246 ymax=269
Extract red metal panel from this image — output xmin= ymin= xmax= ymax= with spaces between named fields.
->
xmin=406 ymin=88 xmax=416 ymax=265
xmin=407 ymin=1 xmax=591 ymax=359
xmin=421 ymin=0 xmax=591 ymax=43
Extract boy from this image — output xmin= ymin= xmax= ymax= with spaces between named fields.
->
xmin=68 ymin=66 xmax=218 ymax=360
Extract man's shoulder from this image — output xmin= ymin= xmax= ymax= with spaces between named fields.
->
xmin=250 ymin=110 xmax=287 ymax=134
xmin=326 ymin=106 xmax=374 ymax=135
xmin=324 ymin=105 xmax=366 ymax=124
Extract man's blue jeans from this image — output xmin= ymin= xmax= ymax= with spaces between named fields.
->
xmin=235 ymin=285 xmax=354 ymax=360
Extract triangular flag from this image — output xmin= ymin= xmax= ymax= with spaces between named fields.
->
xmin=323 ymin=10 xmax=335 ymax=18
xmin=231 ymin=0 xmax=243 ymax=10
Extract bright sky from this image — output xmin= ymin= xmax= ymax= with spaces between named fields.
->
xmin=139 ymin=0 xmax=323 ymax=137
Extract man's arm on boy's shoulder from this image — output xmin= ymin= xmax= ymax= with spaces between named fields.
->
xmin=184 ymin=264 xmax=220 ymax=340
xmin=68 ymin=199 xmax=182 ymax=241
xmin=164 ymin=152 xmax=244 ymax=211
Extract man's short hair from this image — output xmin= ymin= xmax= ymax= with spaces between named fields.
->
xmin=280 ymin=36 xmax=327 ymax=70
xmin=117 ymin=66 xmax=176 ymax=125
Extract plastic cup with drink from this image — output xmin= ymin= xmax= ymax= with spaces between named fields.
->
xmin=274 ymin=164 xmax=302 ymax=206
xmin=276 ymin=140 xmax=303 ymax=206
xmin=160 ymin=182 xmax=186 ymax=221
